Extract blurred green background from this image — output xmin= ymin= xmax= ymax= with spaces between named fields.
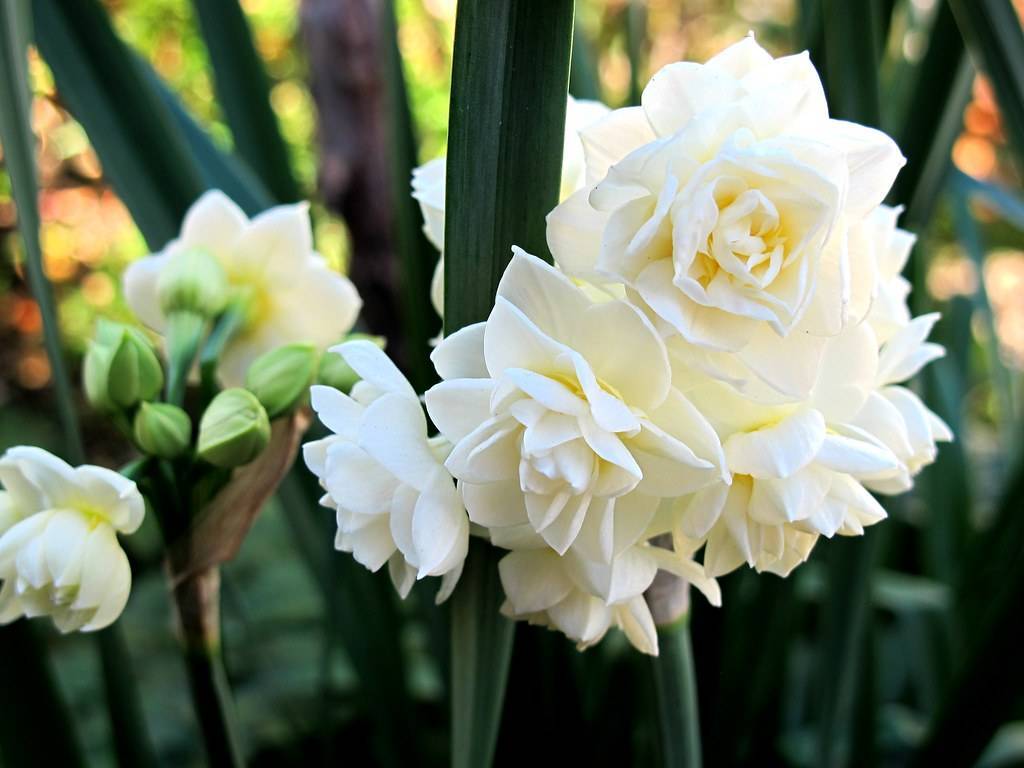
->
xmin=2 ymin=1 xmax=1024 ymax=766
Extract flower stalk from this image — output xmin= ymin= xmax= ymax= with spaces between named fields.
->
xmin=651 ymin=617 xmax=702 ymax=768
xmin=443 ymin=0 xmax=573 ymax=765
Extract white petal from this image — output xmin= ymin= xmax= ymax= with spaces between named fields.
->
xmin=333 ymin=341 xmax=417 ymax=399
xmin=431 ymin=322 xmax=488 ymax=379
xmin=498 ymin=549 xmax=575 ymax=613
xmin=724 ymin=409 xmax=826 ymax=479
xmin=178 ymin=189 xmax=248 ymax=255
xmin=424 ymin=379 xmax=495 ymax=443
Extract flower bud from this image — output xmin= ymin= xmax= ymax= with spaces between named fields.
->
xmin=245 ymin=343 xmax=319 ymax=418
xmin=317 ymin=334 xmax=386 ymax=392
xmin=197 ymin=388 xmax=271 ymax=468
xmin=157 ymin=247 xmax=228 ymax=318
xmin=83 ymin=320 xmax=164 ymax=412
xmin=133 ymin=402 xmax=191 ymax=459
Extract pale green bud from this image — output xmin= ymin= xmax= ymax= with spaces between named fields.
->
xmin=197 ymin=388 xmax=271 ymax=468
xmin=133 ymin=402 xmax=191 ymax=459
xmin=83 ymin=320 xmax=164 ymax=412
xmin=157 ymin=248 xmax=228 ymax=318
xmin=317 ymin=334 xmax=386 ymax=392
xmin=245 ymin=343 xmax=319 ymax=418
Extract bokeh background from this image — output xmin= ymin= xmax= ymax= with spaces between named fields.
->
xmin=2 ymin=1 xmax=1023 ymax=766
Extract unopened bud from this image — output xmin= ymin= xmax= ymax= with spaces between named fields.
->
xmin=196 ymin=388 xmax=270 ymax=468
xmin=157 ymin=248 xmax=228 ymax=318
xmin=133 ymin=402 xmax=191 ymax=459
xmin=317 ymin=334 xmax=386 ymax=392
xmin=83 ymin=320 xmax=164 ymax=412
xmin=245 ymin=343 xmax=319 ymax=418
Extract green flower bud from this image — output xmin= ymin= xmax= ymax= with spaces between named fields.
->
xmin=133 ymin=402 xmax=192 ymax=459
xmin=317 ymin=334 xmax=386 ymax=392
xmin=197 ymin=388 xmax=271 ymax=468
xmin=157 ymin=247 xmax=228 ymax=318
xmin=245 ymin=343 xmax=319 ymax=418
xmin=83 ymin=320 xmax=164 ymax=412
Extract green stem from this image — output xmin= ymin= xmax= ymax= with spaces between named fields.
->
xmin=450 ymin=540 xmax=515 ymax=768
xmin=172 ymin=568 xmax=244 ymax=768
xmin=165 ymin=311 xmax=207 ymax=406
xmin=97 ymin=626 xmax=158 ymax=767
xmin=652 ymin=619 xmax=702 ymax=768
xmin=199 ymin=305 xmax=245 ymax=403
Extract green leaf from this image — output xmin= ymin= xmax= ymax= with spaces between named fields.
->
xmin=277 ymin=472 xmax=416 ymax=767
xmin=651 ymin=619 xmax=702 ymax=768
xmin=912 ymin=462 xmax=1024 ymax=768
xmin=0 ymin=0 xmax=83 ymax=464
xmin=383 ymin=0 xmax=440 ymax=390
xmin=143 ymin=60 xmax=275 ymax=216
xmin=443 ymin=1 xmax=573 ymax=765
xmin=33 ymin=0 xmax=207 ymax=247
xmin=888 ymin=2 xmax=967 ymax=210
xmin=450 ymin=540 xmax=515 ymax=768
xmin=3 ymin=7 xmax=156 ymax=766
xmin=191 ymin=0 xmax=298 ymax=202
xmin=948 ymin=0 xmax=1024 ymax=166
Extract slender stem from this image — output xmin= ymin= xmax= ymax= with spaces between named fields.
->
xmin=652 ymin=619 xmax=702 ymax=768
xmin=165 ymin=311 xmax=207 ymax=406
xmin=97 ymin=625 xmax=159 ymax=767
xmin=450 ymin=540 xmax=514 ymax=768
xmin=199 ymin=305 xmax=245 ymax=403
xmin=172 ymin=567 xmax=244 ymax=768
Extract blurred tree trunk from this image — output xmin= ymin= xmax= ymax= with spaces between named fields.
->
xmin=301 ymin=0 xmax=401 ymax=353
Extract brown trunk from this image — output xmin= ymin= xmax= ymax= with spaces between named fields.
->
xmin=301 ymin=0 xmax=401 ymax=352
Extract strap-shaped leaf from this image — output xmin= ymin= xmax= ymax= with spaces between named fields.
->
xmin=444 ymin=3 xmax=574 ymax=766
xmin=948 ymin=0 xmax=1024 ymax=165
xmin=191 ymin=0 xmax=298 ymax=202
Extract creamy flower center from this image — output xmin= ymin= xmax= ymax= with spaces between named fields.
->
xmin=696 ymin=180 xmax=788 ymax=291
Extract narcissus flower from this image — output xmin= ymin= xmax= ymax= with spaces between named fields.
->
xmin=412 ymin=96 xmax=611 ymax=317
xmin=303 ymin=341 xmax=468 ymax=600
xmin=0 ymin=447 xmax=144 ymax=633
xmin=498 ymin=540 xmax=718 ymax=655
xmin=123 ymin=190 xmax=361 ymax=386
xmin=547 ymin=35 xmax=905 ymax=400
xmin=425 ymin=250 xmax=726 ymax=560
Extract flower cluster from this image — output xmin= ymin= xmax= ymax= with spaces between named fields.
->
xmin=308 ymin=35 xmax=951 ymax=655
xmin=2 ymin=193 xmax=364 ymax=636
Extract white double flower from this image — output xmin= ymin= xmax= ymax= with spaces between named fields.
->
xmin=0 ymin=447 xmax=143 ymax=633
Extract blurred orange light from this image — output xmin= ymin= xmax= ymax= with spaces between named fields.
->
xmin=953 ymin=135 xmax=997 ymax=179
xmin=17 ymin=351 xmax=51 ymax=390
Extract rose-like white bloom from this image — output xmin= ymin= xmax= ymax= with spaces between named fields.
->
xmin=425 ymin=249 xmax=726 ymax=562
xmin=854 ymin=207 xmax=952 ymax=493
xmin=412 ymin=96 xmax=611 ymax=317
xmin=124 ymin=190 xmax=362 ymax=386
xmin=0 ymin=447 xmax=143 ymax=633
xmin=675 ymin=322 xmax=901 ymax=576
xmin=547 ymin=35 xmax=905 ymax=400
xmin=303 ymin=341 xmax=469 ymax=600
xmin=498 ymin=539 xmax=719 ymax=655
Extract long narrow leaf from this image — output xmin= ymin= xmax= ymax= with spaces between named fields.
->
xmin=33 ymin=0 xmax=207 ymax=247
xmin=444 ymin=4 xmax=574 ymax=763
xmin=383 ymin=0 xmax=440 ymax=390
xmin=0 ymin=0 xmax=83 ymax=463
xmin=948 ymin=0 xmax=1024 ymax=165
xmin=191 ymin=0 xmax=298 ymax=202
xmin=3 ymin=5 xmax=157 ymax=766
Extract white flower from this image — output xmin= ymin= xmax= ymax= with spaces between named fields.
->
xmin=676 ymin=323 xmax=900 ymax=576
xmin=425 ymin=249 xmax=726 ymax=561
xmin=303 ymin=340 xmax=469 ymax=600
xmin=850 ymin=207 xmax=952 ymax=492
xmin=547 ymin=35 xmax=905 ymax=400
xmin=412 ymin=96 xmax=611 ymax=318
xmin=498 ymin=536 xmax=719 ymax=655
xmin=124 ymin=190 xmax=362 ymax=386
xmin=0 ymin=447 xmax=143 ymax=633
